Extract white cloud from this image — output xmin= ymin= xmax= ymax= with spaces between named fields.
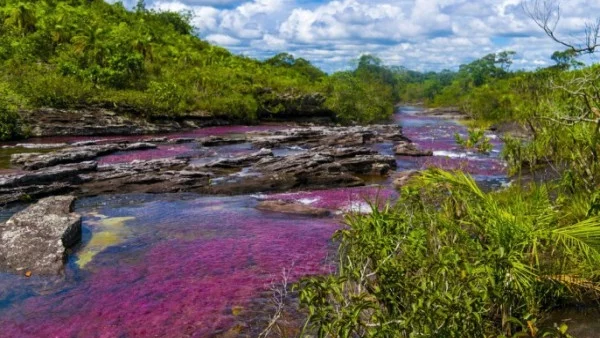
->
xmin=205 ymin=33 xmax=242 ymax=45
xmin=139 ymin=0 xmax=600 ymax=71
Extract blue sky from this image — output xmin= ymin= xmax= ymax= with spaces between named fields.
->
xmin=112 ymin=0 xmax=600 ymax=72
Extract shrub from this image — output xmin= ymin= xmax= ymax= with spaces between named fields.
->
xmin=22 ymin=73 xmax=94 ymax=108
xmin=0 ymin=103 xmax=23 ymax=140
xmin=299 ymin=169 xmax=600 ymax=337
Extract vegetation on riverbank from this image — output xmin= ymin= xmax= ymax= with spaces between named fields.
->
xmin=299 ymin=169 xmax=600 ymax=337
xmin=296 ymin=3 xmax=600 ymax=337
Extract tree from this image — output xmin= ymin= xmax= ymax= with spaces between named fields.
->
xmin=459 ymin=52 xmax=511 ymax=87
xmin=265 ymin=52 xmax=295 ymax=67
xmin=550 ymin=49 xmax=584 ymax=69
xmin=496 ymin=50 xmax=516 ymax=71
xmin=135 ymin=0 xmax=147 ymax=13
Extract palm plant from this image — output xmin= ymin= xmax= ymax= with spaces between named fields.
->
xmin=418 ymin=169 xmax=600 ymax=335
xmin=71 ymin=23 xmax=108 ymax=65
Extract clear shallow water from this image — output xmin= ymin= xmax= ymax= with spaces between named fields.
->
xmin=394 ymin=106 xmax=507 ymax=184
xmin=0 ymin=107 xmax=509 ymax=336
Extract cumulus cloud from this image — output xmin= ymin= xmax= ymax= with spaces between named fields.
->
xmin=119 ymin=0 xmax=600 ymax=71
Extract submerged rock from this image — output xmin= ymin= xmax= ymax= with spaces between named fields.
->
xmin=256 ymin=200 xmax=331 ymax=217
xmin=0 ymin=196 xmax=82 ymax=275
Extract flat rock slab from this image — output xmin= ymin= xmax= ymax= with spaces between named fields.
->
xmin=11 ymin=142 xmax=157 ymax=170
xmin=249 ymin=124 xmax=408 ymax=148
xmin=256 ymin=200 xmax=331 ymax=217
xmin=0 ymin=196 xmax=82 ymax=276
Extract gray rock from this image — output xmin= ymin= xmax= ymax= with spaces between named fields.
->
xmin=11 ymin=143 xmax=157 ymax=170
xmin=203 ymin=149 xmax=274 ymax=168
xmin=197 ymin=136 xmax=247 ymax=147
xmin=0 ymin=161 xmax=97 ymax=188
xmin=168 ymin=138 xmax=196 ymax=144
xmin=0 ymin=196 xmax=82 ymax=275
xmin=249 ymin=125 xmax=408 ymax=149
xmin=70 ymin=140 xmax=99 ymax=147
xmin=1 ymin=124 xmax=410 ymax=202
xmin=394 ymin=141 xmax=433 ymax=157
xmin=15 ymin=143 xmax=68 ymax=149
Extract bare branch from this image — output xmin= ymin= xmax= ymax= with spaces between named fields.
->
xmin=522 ymin=0 xmax=600 ymax=54
xmin=534 ymin=115 xmax=600 ymax=125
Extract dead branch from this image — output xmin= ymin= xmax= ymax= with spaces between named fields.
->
xmin=522 ymin=0 xmax=600 ymax=54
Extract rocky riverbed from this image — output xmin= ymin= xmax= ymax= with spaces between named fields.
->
xmin=1 ymin=125 xmax=408 ymax=205
xmin=0 ymin=106 xmax=511 ymax=337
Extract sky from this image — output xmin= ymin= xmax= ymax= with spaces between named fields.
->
xmin=112 ymin=0 xmax=600 ymax=72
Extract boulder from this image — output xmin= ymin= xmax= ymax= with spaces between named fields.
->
xmin=256 ymin=200 xmax=331 ymax=217
xmin=0 ymin=196 xmax=82 ymax=275
xmin=394 ymin=141 xmax=433 ymax=157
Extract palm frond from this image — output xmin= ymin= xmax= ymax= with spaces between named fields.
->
xmin=418 ymin=168 xmax=485 ymax=200
xmin=551 ymin=216 xmax=600 ymax=263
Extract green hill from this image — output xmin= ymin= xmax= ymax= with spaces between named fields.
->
xmin=0 ymin=0 xmax=398 ymax=140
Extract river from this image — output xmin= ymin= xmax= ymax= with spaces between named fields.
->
xmin=0 ymin=106 xmax=512 ymax=337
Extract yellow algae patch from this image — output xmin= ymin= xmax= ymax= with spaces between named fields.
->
xmin=101 ymin=216 xmax=135 ymax=228
xmin=231 ymin=306 xmax=244 ymax=316
xmin=76 ymin=251 xmax=97 ymax=268
xmin=88 ymin=231 xmax=121 ymax=247
xmin=76 ymin=216 xmax=135 ymax=268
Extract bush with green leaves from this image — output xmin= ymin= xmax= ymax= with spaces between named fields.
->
xmin=324 ymin=72 xmax=394 ymax=124
xmin=0 ymin=103 xmax=23 ymax=140
xmin=298 ymin=169 xmax=600 ymax=337
xmin=454 ymin=128 xmax=493 ymax=154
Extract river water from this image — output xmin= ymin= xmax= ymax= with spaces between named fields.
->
xmin=0 ymin=107 xmax=509 ymax=337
